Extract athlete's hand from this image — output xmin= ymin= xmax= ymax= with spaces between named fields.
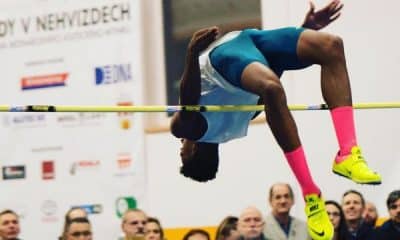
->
xmin=188 ymin=26 xmax=219 ymax=55
xmin=302 ymin=0 xmax=343 ymax=30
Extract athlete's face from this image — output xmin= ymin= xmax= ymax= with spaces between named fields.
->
xmin=180 ymin=139 xmax=197 ymax=161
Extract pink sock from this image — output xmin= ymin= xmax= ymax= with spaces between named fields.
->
xmin=285 ymin=146 xmax=320 ymax=197
xmin=330 ymin=106 xmax=357 ymax=162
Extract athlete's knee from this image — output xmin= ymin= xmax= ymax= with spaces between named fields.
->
xmin=321 ymin=34 xmax=345 ymax=60
xmin=260 ymin=80 xmax=286 ymax=103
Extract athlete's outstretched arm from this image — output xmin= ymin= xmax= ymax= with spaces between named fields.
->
xmin=179 ymin=26 xmax=219 ymax=106
xmin=171 ymin=27 xmax=219 ymax=138
xmin=301 ymin=0 xmax=343 ymax=30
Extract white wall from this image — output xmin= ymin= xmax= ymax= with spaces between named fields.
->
xmin=144 ymin=0 xmax=400 ymax=227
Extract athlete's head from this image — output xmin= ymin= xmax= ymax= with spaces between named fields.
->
xmin=179 ymin=139 xmax=219 ymax=182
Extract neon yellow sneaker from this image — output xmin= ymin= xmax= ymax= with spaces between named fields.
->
xmin=332 ymin=146 xmax=381 ymax=185
xmin=305 ymin=194 xmax=333 ymax=240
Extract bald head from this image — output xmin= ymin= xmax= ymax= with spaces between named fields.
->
xmin=238 ymin=206 xmax=264 ymax=240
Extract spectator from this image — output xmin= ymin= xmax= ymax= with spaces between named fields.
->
xmin=263 ymin=183 xmax=311 ymax=239
xmin=60 ymin=207 xmax=89 ymax=240
xmin=182 ymin=229 xmax=210 ymax=240
xmin=238 ymin=206 xmax=266 ymax=240
xmin=0 ymin=209 xmax=21 ymax=240
xmin=215 ymin=216 xmax=240 ymax=240
xmin=341 ymin=190 xmax=374 ymax=240
xmin=373 ymin=190 xmax=400 ymax=239
xmin=61 ymin=217 xmax=92 ymax=240
xmin=362 ymin=201 xmax=378 ymax=226
xmin=121 ymin=209 xmax=147 ymax=239
xmin=325 ymin=200 xmax=349 ymax=240
xmin=145 ymin=217 xmax=164 ymax=240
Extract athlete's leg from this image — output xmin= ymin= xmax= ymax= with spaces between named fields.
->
xmin=241 ymin=63 xmax=319 ymax=196
xmin=212 ymin=28 xmax=323 ymax=204
xmin=296 ymin=30 xmax=381 ymax=184
xmin=241 ymin=62 xmax=332 ymax=240
xmin=297 ymin=30 xmax=355 ymax=154
xmin=240 ymin=63 xmax=300 ymax=151
xmin=297 ymin=30 xmax=351 ymax=107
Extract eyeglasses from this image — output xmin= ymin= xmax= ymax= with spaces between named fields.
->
xmin=327 ymin=211 xmax=340 ymax=217
xmin=70 ymin=231 xmax=92 ymax=237
xmin=129 ymin=220 xmax=147 ymax=225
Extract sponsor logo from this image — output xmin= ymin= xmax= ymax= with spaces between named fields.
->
xmin=2 ymin=114 xmax=47 ymax=128
xmin=21 ymin=73 xmax=68 ymax=90
xmin=115 ymin=197 xmax=137 ymax=218
xmin=70 ymin=160 xmax=100 ymax=175
xmin=41 ymin=200 xmax=58 ymax=222
xmin=310 ymin=228 xmax=325 ymax=238
xmin=57 ymin=112 xmax=106 ymax=127
xmin=72 ymin=204 xmax=102 ymax=215
xmin=95 ymin=64 xmax=132 ymax=85
xmin=114 ymin=153 xmax=134 ymax=177
xmin=42 ymin=161 xmax=55 ymax=180
xmin=2 ymin=165 xmax=26 ymax=180
xmin=117 ymin=153 xmax=132 ymax=169
xmin=117 ymin=101 xmax=133 ymax=130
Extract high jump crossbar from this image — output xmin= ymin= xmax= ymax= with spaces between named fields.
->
xmin=0 ymin=102 xmax=400 ymax=113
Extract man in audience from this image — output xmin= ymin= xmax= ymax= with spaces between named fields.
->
xmin=341 ymin=189 xmax=374 ymax=240
xmin=62 ymin=217 xmax=92 ymax=240
xmin=238 ymin=206 xmax=266 ymax=240
xmin=121 ymin=209 xmax=147 ymax=240
xmin=373 ymin=190 xmax=400 ymax=239
xmin=263 ymin=183 xmax=311 ymax=239
xmin=60 ymin=207 xmax=89 ymax=240
xmin=0 ymin=209 xmax=21 ymax=240
xmin=362 ymin=201 xmax=378 ymax=226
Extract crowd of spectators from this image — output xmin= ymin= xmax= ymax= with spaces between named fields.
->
xmin=1 ymin=185 xmax=399 ymax=240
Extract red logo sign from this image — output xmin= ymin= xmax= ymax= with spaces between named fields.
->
xmin=42 ymin=161 xmax=55 ymax=180
xmin=21 ymin=73 xmax=68 ymax=90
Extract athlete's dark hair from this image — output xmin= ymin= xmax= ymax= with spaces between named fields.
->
xmin=180 ymin=142 xmax=219 ymax=182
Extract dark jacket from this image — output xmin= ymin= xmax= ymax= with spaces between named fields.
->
xmin=373 ymin=219 xmax=400 ymax=240
xmin=345 ymin=221 xmax=375 ymax=240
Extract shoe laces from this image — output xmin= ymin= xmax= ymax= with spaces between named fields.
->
xmin=351 ymin=152 xmax=372 ymax=172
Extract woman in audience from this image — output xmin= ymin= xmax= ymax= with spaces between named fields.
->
xmin=215 ymin=216 xmax=240 ymax=240
xmin=325 ymin=200 xmax=349 ymax=240
xmin=145 ymin=217 xmax=164 ymax=240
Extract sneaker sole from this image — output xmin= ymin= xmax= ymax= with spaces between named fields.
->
xmin=332 ymin=170 xmax=382 ymax=185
